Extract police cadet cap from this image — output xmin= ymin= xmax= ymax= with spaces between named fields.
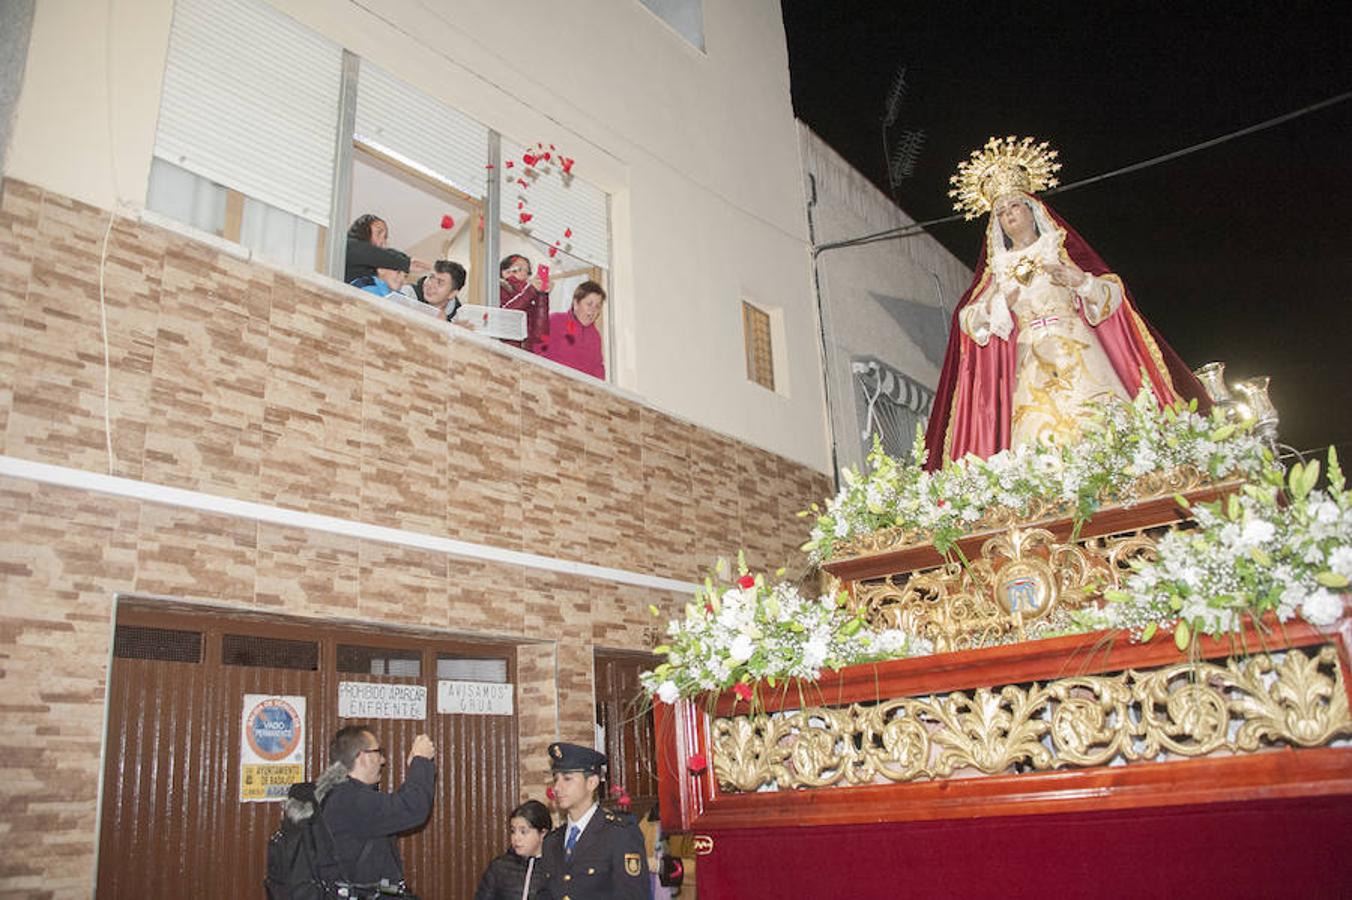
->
xmin=548 ymin=741 xmax=608 ymax=775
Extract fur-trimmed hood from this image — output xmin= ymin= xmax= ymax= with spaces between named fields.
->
xmin=281 ymin=762 xmax=349 ymax=823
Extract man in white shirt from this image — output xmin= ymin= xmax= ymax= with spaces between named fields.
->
xmin=539 ymin=742 xmax=649 ymax=900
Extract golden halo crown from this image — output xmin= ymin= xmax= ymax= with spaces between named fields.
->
xmin=948 ymin=136 xmax=1062 ymax=220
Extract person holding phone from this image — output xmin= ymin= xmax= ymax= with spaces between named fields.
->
xmin=498 ymin=254 xmax=550 ymax=351
xmin=535 ymin=281 xmax=606 ymax=380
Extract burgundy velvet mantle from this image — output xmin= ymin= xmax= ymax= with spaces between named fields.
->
xmin=695 ymin=794 xmax=1352 ymax=899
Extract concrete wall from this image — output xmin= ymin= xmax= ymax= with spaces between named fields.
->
xmin=798 ymin=125 xmax=973 ymax=471
xmin=0 ymin=177 xmax=830 ymax=895
xmin=3 ymin=0 xmax=831 ymax=473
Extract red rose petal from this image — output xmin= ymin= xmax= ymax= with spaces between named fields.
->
xmin=561 ymin=158 xmax=574 ymax=174
xmin=547 ymin=246 xmax=558 ymax=257
xmin=440 ymin=214 xmax=454 ymax=229
xmin=517 ymin=201 xmax=524 ymax=209
xmin=519 ymin=212 xmax=533 ymax=224
xmin=564 ymin=227 xmax=573 ymax=238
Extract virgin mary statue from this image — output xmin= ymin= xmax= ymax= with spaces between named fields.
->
xmin=923 ymin=137 xmax=1208 ymax=470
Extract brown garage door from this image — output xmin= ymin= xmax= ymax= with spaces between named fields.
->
xmin=98 ymin=601 xmax=519 ymax=899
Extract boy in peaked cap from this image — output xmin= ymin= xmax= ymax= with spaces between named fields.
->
xmin=539 ymin=742 xmax=649 ymax=900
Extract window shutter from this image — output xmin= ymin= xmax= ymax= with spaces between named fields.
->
xmin=501 ymin=138 xmax=610 ymax=269
xmin=354 ymin=61 xmax=490 ymax=199
xmin=154 ymin=0 xmax=342 ymax=225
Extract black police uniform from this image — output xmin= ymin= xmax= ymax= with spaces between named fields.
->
xmin=539 ymin=743 xmax=650 ymax=900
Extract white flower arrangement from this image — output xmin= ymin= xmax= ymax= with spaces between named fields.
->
xmin=802 ymin=389 xmax=1271 ymax=563
xmin=641 ymin=554 xmax=932 ymax=703
xmin=1101 ymin=448 xmax=1352 ymax=648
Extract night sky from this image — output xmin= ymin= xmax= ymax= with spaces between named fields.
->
xmin=782 ymin=2 xmax=1352 ymax=457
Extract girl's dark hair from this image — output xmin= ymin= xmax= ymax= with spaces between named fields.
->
xmin=348 ymin=214 xmax=385 ymax=242
xmin=500 ymin=254 xmax=531 ymax=275
xmin=510 ymin=799 xmax=553 ymax=833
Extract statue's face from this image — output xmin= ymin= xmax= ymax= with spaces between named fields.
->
xmin=995 ymin=196 xmax=1035 ymax=240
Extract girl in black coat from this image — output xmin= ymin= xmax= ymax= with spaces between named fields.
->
xmin=473 ymin=799 xmax=552 ymax=900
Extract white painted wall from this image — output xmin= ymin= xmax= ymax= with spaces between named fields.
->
xmin=4 ymin=0 xmax=830 ymax=472
xmin=798 ymin=125 xmax=973 ymax=472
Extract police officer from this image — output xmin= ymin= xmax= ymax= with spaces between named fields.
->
xmin=539 ymin=742 xmax=649 ymax=900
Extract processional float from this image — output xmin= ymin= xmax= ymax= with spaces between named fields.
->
xmin=648 ymin=139 xmax=1352 ymax=898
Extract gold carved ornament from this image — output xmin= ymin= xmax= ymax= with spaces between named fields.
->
xmin=708 ymin=646 xmax=1352 ymax=793
xmin=851 ymin=523 xmax=1169 ymax=653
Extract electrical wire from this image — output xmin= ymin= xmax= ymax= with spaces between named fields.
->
xmin=813 ymin=89 xmax=1352 ymax=257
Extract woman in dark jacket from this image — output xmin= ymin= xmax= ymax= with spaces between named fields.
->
xmin=473 ymin=799 xmax=552 ymax=900
xmin=345 ymin=213 xmax=413 ymax=284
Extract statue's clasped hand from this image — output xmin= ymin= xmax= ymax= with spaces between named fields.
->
xmin=1045 ymin=262 xmax=1088 ymax=289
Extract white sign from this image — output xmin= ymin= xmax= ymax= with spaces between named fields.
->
xmin=437 ymin=680 xmax=515 ymax=716
xmin=239 ymin=694 xmax=306 ymax=802
xmin=338 ymin=681 xmax=427 ymax=720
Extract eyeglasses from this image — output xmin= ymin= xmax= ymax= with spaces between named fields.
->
xmin=360 ymin=747 xmax=384 ymax=756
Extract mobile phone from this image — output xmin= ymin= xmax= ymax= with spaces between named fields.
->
xmin=537 ymin=264 xmax=550 ymax=291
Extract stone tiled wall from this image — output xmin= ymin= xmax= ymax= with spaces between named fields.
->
xmin=0 ymin=178 xmax=833 ymax=895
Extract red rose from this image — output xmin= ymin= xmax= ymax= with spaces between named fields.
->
xmin=703 ymin=603 xmax=714 ymax=614
xmin=733 ymin=683 xmax=753 ymax=701
xmin=440 ymin=214 xmax=454 ymax=229
xmin=737 ymin=575 xmax=755 ymax=590
xmin=687 ymin=753 xmax=708 ymax=775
